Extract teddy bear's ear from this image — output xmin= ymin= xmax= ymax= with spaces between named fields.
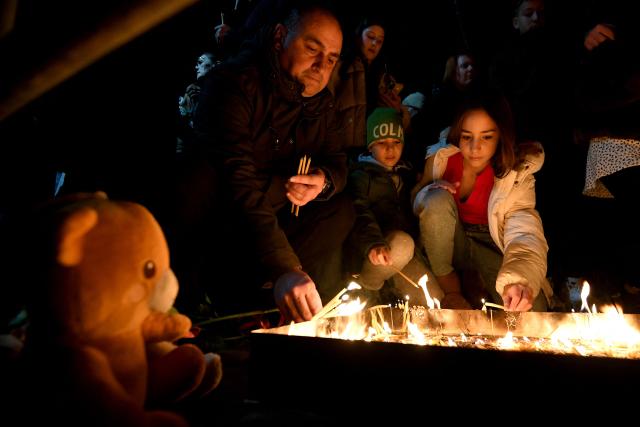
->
xmin=57 ymin=207 xmax=99 ymax=267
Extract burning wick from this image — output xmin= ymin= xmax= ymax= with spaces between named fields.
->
xmin=481 ymin=299 xmax=506 ymax=311
xmin=403 ymin=295 xmax=410 ymax=329
xmin=417 ymin=275 xmax=434 ymax=309
xmin=312 ymin=282 xmax=362 ymax=320
xmin=580 ymin=280 xmax=592 ymax=314
xmin=482 ymin=299 xmax=495 ymax=336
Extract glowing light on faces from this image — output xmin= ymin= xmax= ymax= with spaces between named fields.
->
xmin=278 ymin=10 xmax=342 ymax=97
xmin=459 ymin=109 xmax=499 ymax=173
xmin=369 ymin=138 xmax=403 ymax=168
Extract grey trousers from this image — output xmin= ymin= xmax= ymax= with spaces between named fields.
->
xmin=359 ymin=230 xmax=444 ymax=306
xmin=416 ymin=189 xmax=547 ymax=311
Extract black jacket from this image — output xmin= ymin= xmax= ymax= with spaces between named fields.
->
xmin=194 ymin=34 xmax=347 ymax=280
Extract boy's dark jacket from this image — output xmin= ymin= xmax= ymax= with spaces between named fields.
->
xmin=348 ymin=156 xmax=416 ymax=262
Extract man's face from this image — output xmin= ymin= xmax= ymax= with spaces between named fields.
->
xmin=513 ymin=0 xmax=545 ymax=35
xmin=278 ymin=10 xmax=342 ymax=97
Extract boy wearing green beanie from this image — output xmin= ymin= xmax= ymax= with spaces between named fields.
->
xmin=346 ymin=108 xmax=443 ymax=304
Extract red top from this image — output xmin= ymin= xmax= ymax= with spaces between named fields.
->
xmin=442 ymin=152 xmax=494 ymax=224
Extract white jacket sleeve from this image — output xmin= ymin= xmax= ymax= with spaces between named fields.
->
xmin=495 ymin=175 xmax=549 ymax=299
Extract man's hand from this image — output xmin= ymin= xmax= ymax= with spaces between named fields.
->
xmin=584 ymin=23 xmax=615 ymax=51
xmin=286 ymin=169 xmax=326 ymax=207
xmin=274 ymin=269 xmax=323 ymax=323
xmin=502 ymin=283 xmax=534 ymax=312
xmin=368 ymin=245 xmax=392 ymax=266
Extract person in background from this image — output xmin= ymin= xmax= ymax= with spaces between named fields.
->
xmin=512 ymin=0 xmax=544 ymax=35
xmin=178 ymin=52 xmax=219 ymax=130
xmin=212 ymin=0 xmax=292 ymax=59
xmin=412 ymin=91 xmax=552 ymax=311
xmin=573 ymin=0 xmax=640 ymax=304
xmin=488 ymin=0 xmax=581 ymax=296
xmin=347 ymin=108 xmax=443 ymax=306
xmin=328 ymin=15 xmax=409 ymax=162
xmin=402 ymin=91 xmax=425 ymax=120
xmin=411 ymin=51 xmax=478 ymax=170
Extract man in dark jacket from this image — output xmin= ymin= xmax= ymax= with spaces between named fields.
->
xmin=191 ymin=3 xmax=354 ymax=322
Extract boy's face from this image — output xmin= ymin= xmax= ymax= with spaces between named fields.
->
xmin=370 ymin=138 xmax=403 ymax=168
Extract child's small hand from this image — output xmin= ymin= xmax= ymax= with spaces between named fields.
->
xmin=368 ymin=245 xmax=392 ymax=266
xmin=428 ymin=179 xmax=459 ymax=194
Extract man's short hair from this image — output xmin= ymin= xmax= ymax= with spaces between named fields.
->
xmin=281 ymin=1 xmax=339 ymax=34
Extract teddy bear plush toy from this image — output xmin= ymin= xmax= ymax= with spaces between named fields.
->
xmin=14 ymin=192 xmax=221 ymax=426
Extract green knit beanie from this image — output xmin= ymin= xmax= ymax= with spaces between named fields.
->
xmin=367 ymin=107 xmax=404 ymax=148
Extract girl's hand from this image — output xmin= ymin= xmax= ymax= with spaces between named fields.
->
xmin=502 ymin=283 xmax=534 ymax=312
xmin=368 ymin=245 xmax=392 ymax=266
xmin=428 ymin=179 xmax=459 ymax=194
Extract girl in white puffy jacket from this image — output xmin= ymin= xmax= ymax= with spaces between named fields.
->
xmin=411 ymin=91 xmax=553 ymax=311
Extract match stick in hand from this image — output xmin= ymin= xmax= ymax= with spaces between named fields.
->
xmin=291 ymin=155 xmax=311 ymax=216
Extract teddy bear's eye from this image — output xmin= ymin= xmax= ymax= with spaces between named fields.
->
xmin=143 ymin=261 xmax=156 ymax=278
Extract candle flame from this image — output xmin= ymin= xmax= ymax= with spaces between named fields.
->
xmin=418 ymin=274 xmax=435 ymax=309
xmin=347 ymin=282 xmax=362 ymax=291
xmin=580 ymin=281 xmax=591 ymax=313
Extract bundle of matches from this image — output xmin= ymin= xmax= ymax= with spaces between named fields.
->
xmin=312 ymin=282 xmax=362 ymax=321
xmin=291 ymin=155 xmax=311 ymax=217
